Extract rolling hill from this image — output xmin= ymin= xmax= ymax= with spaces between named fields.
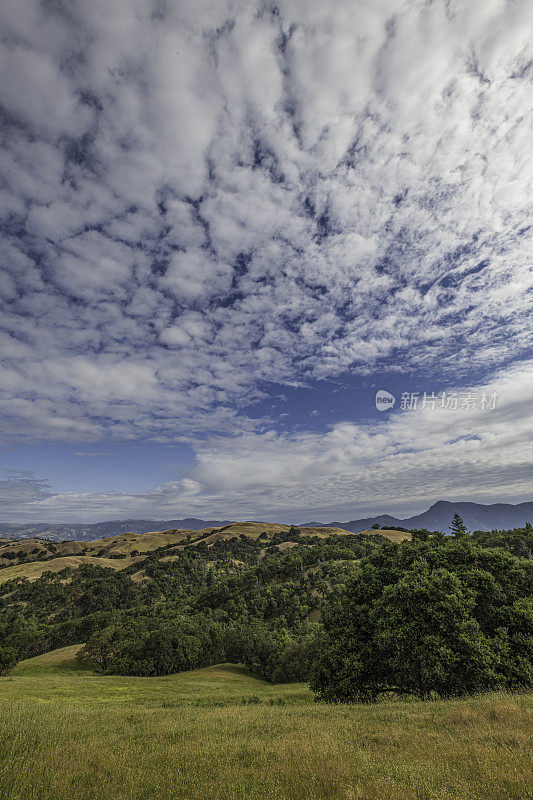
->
xmin=0 ymin=521 xmax=409 ymax=582
xmin=0 ymin=555 xmax=143 ymax=584
xmin=0 ymin=517 xmax=233 ymax=542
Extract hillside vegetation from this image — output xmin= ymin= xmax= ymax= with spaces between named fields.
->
xmin=0 ymin=520 xmax=531 ymax=692
xmin=0 ymin=555 xmax=138 ymax=584
xmin=1 ymin=523 xmax=382 ymax=678
xmin=0 ymin=521 xmax=361 ymax=578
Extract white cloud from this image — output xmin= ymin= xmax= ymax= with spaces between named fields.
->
xmin=0 ymin=47 xmax=89 ymax=137
xmin=0 ymin=0 xmax=531 ymax=517
xmin=0 ymin=471 xmax=52 ymax=508
xmin=2 ymin=361 xmax=531 ymax=522
xmin=160 ymin=250 xmax=232 ymax=303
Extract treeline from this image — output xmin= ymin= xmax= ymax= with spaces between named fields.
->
xmin=1 ymin=523 xmax=532 ymax=700
xmin=76 ymin=616 xmax=317 ymax=682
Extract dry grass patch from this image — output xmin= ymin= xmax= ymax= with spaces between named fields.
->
xmin=194 ymin=522 xmax=356 ymax=545
xmin=0 ymin=556 xmax=141 ymax=584
xmin=82 ymin=529 xmax=193 ymax=556
xmin=358 ymin=529 xmax=412 ymax=543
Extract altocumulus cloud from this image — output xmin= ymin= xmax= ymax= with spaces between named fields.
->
xmin=0 ymin=0 xmax=531 ymax=520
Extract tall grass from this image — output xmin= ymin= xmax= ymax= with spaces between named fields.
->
xmin=0 ymin=657 xmax=531 ymax=800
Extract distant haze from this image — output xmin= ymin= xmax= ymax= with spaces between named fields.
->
xmin=0 ymin=501 xmax=531 ymax=541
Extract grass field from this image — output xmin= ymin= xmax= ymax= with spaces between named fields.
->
xmin=0 ymin=648 xmax=531 ymax=800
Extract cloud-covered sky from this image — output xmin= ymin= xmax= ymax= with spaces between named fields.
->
xmin=0 ymin=0 xmax=531 ymax=522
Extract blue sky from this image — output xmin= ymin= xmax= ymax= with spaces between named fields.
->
xmin=0 ymin=0 xmax=531 ymax=523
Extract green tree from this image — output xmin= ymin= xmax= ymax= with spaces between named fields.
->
xmin=310 ymin=539 xmax=532 ymax=702
xmin=450 ymin=514 xmax=468 ymax=537
xmin=371 ymin=564 xmax=497 ymax=699
xmin=77 ymin=626 xmax=122 ymax=672
xmin=0 ymin=645 xmax=18 ymax=675
xmin=411 ymin=529 xmax=430 ymax=541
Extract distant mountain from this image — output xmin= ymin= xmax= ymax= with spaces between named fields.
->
xmin=1 ymin=501 xmax=531 ymax=542
xmin=302 ymin=501 xmax=533 ymax=534
xmin=0 ymin=518 xmax=233 ymax=542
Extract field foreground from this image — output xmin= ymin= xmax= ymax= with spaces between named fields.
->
xmin=0 ymin=648 xmax=532 ymax=800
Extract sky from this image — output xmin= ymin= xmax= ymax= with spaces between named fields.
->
xmin=0 ymin=0 xmax=532 ymax=524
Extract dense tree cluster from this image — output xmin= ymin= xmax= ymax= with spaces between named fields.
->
xmin=76 ymin=615 xmax=318 ymax=682
xmin=311 ymin=532 xmax=532 ymax=701
xmin=1 ymin=522 xmax=532 ymax=701
xmin=0 ymin=530 xmax=365 ymax=677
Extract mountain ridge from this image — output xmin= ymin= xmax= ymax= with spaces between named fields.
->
xmin=0 ymin=501 xmax=531 ymax=541
xmin=302 ymin=501 xmax=533 ymax=534
xmin=0 ymin=517 xmax=234 ymax=542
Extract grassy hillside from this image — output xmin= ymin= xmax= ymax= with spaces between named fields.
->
xmin=358 ymin=528 xmax=412 ymax=543
xmin=86 ymin=529 xmax=194 ymax=554
xmin=0 ymin=522 xmax=404 ymax=582
xmin=0 ymin=555 xmax=143 ymax=584
xmin=0 ymin=529 xmax=192 ymax=562
xmin=0 ymin=648 xmax=531 ymax=800
xmin=0 ymin=521 xmax=370 ymax=582
xmin=10 ymin=644 xmax=89 ymax=676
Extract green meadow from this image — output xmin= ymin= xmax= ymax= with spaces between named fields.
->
xmin=0 ymin=647 xmax=531 ymax=800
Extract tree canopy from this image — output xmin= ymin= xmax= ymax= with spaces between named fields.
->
xmin=310 ymin=537 xmax=533 ymax=701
